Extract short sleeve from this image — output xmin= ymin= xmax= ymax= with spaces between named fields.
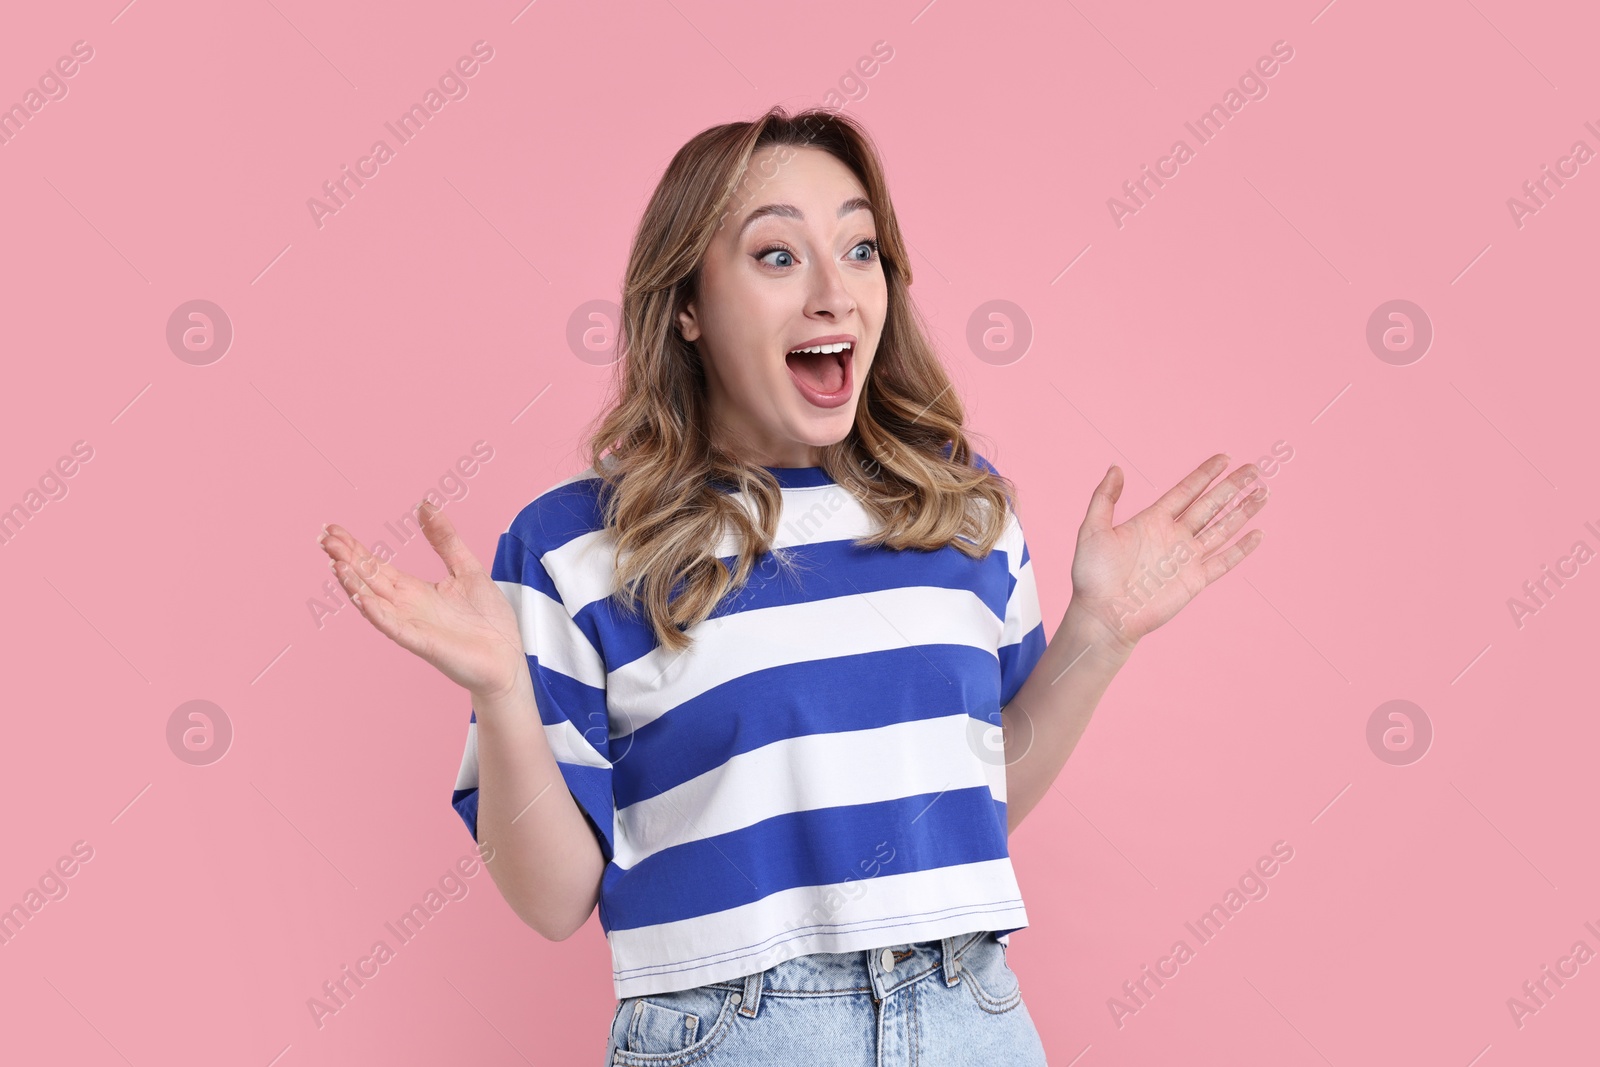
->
xmin=451 ymin=529 xmax=616 ymax=865
xmin=998 ymin=513 xmax=1046 ymax=707
xmin=971 ymin=451 xmax=1046 ymax=707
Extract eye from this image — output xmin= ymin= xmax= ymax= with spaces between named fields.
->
xmin=755 ymin=244 xmax=797 ymax=268
xmin=849 ymin=238 xmax=880 ymax=263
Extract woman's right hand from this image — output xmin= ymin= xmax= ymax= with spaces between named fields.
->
xmin=316 ymin=500 xmax=527 ymax=701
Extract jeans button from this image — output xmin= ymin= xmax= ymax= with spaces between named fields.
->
xmin=881 ymin=948 xmax=896 ymax=972
xmin=951 ymin=957 xmax=962 ymax=974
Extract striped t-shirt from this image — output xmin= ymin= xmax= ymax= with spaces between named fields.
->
xmin=451 ymin=452 xmax=1047 ymax=998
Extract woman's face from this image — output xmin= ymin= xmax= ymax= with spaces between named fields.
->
xmin=678 ymin=145 xmax=887 ymax=468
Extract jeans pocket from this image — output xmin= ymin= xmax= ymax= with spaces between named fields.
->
xmin=613 ymin=985 xmax=739 ymax=1064
xmin=958 ymin=935 xmax=1024 ymax=1015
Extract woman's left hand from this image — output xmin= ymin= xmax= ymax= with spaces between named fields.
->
xmin=1067 ymin=453 xmax=1270 ymax=653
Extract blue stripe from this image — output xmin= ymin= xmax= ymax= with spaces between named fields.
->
xmin=529 ymin=658 xmax=614 ymax=861
xmin=613 ymin=644 xmax=1002 ymax=809
xmin=999 ymin=622 xmax=1047 ymax=707
xmin=601 ymin=787 xmax=1012 ymax=931
xmin=559 ymin=762 xmax=617 ymax=866
xmin=596 ymin=535 xmax=1016 ymax=673
xmin=452 ymin=787 xmax=479 ymax=841
xmin=507 ymin=477 xmax=613 ymax=556
xmin=491 ymin=531 xmax=556 ymax=598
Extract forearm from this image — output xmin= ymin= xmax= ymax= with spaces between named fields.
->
xmin=1001 ymin=599 xmax=1134 ymax=835
xmin=472 ymin=670 xmax=606 ymax=940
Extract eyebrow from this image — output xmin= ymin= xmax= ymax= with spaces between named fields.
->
xmin=737 ymin=196 xmax=874 ymax=238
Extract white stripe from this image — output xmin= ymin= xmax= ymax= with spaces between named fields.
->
xmin=606 ymin=584 xmax=1002 ymax=735
xmin=494 ymin=577 xmax=607 ymax=689
xmin=1002 ymin=557 xmax=1041 ymax=646
xmin=453 ymin=717 xmax=609 ymax=792
xmin=540 ymin=483 xmax=889 ymax=620
xmin=454 ymin=721 xmax=478 ymax=790
xmin=715 ymin=483 xmax=882 ymax=556
xmin=539 ymin=526 xmax=620 ymax=616
xmin=484 ymin=571 xmax=611 ymax=773
xmin=611 ymin=714 xmax=1004 ymax=867
xmin=543 ymin=717 xmax=611 ymax=772
xmin=539 ymin=483 xmax=888 ymax=616
xmin=532 ymin=481 xmax=1023 ymax=622
xmin=606 ymin=858 xmax=1028 ymax=998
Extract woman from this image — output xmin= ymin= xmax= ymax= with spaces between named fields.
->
xmin=316 ymin=105 xmax=1268 ymax=1065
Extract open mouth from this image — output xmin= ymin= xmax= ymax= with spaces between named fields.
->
xmin=785 ymin=341 xmax=853 ymax=404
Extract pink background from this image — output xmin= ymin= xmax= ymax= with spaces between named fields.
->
xmin=3 ymin=0 xmax=1596 ymax=1063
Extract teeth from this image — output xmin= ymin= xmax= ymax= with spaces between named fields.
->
xmin=787 ymin=342 xmax=852 ymax=355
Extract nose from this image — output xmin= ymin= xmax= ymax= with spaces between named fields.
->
xmin=805 ymin=257 xmax=855 ymax=321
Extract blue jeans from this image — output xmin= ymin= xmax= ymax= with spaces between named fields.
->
xmin=604 ymin=930 xmax=1049 ymax=1066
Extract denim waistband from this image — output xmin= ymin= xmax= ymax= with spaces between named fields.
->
xmin=705 ymin=931 xmax=994 ymax=1019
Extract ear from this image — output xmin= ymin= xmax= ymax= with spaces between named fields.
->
xmin=676 ymin=300 xmax=701 ymax=343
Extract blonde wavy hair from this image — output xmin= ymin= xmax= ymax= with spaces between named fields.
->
xmin=581 ymin=104 xmax=1019 ymax=653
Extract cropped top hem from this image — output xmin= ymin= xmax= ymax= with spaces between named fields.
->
xmin=608 ymin=899 xmax=1029 ymax=999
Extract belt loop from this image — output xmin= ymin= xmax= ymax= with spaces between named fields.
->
xmin=941 ymin=935 xmax=961 ymax=987
xmin=739 ymin=966 xmax=765 ymax=1017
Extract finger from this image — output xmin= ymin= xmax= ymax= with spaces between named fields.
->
xmin=418 ymin=499 xmax=481 ymax=579
xmin=1200 ymin=528 xmax=1265 ymax=584
xmin=330 ymin=552 xmax=390 ymax=611
xmin=345 ymin=578 xmax=406 ymax=643
xmin=1082 ymin=464 xmax=1124 ymax=533
xmin=1153 ymin=453 xmax=1231 ymax=523
xmin=321 ymin=524 xmax=401 ymax=601
xmin=1196 ymin=484 xmax=1269 ymax=553
xmin=1182 ymin=464 xmax=1264 ymax=538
